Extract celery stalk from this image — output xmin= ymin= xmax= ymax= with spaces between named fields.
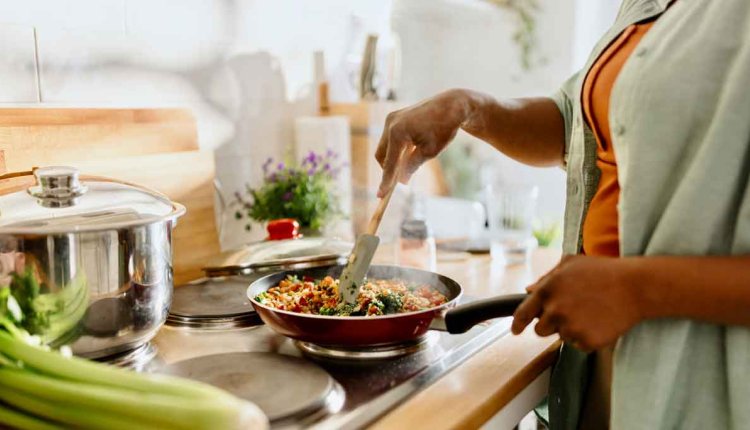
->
xmin=0 ymin=316 xmax=30 ymax=341
xmin=0 ymin=367 xmax=242 ymax=430
xmin=0 ymin=389 xmax=152 ymax=430
xmin=0 ymin=331 xmax=232 ymax=402
xmin=0 ymin=402 xmax=63 ymax=430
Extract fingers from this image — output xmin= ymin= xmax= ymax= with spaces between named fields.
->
xmin=374 ymin=115 xmax=391 ymax=169
xmin=375 ymin=113 xmax=396 ymax=197
xmin=511 ymin=291 xmax=543 ymax=335
xmin=526 ymin=261 xmax=560 ymax=294
xmin=534 ymin=311 xmax=559 ymax=337
xmin=376 ymin=130 xmax=410 ymax=198
xmin=401 ymin=150 xmax=427 ymax=183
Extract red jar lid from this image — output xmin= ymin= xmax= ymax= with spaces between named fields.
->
xmin=266 ymin=218 xmax=300 ymax=241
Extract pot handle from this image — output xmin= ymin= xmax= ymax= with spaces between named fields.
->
xmin=443 ymin=293 xmax=528 ymax=334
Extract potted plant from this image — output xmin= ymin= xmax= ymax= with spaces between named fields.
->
xmin=234 ymin=150 xmax=345 ymax=236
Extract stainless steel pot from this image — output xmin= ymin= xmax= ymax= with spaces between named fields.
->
xmin=0 ymin=166 xmax=185 ymax=358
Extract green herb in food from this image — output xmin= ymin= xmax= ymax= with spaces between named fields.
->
xmin=254 ymin=292 xmax=269 ymax=304
xmin=376 ymin=292 xmax=404 ymax=315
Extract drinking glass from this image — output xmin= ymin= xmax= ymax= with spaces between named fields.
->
xmin=485 ymin=184 xmax=539 ymax=265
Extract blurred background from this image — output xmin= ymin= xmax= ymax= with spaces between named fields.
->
xmin=0 ymin=0 xmax=620 ymax=251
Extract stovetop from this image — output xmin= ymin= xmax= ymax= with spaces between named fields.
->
xmin=138 ymin=313 xmax=511 ymax=429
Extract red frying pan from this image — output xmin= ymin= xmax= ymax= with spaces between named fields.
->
xmin=247 ymin=264 xmax=527 ymax=346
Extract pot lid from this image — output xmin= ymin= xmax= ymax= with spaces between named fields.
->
xmin=0 ymin=166 xmax=185 ymax=234
xmin=203 ymin=237 xmax=352 ymax=277
xmin=170 ymin=276 xmax=257 ymax=318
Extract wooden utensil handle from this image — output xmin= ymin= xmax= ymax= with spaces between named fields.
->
xmin=366 ymin=147 xmax=409 ymax=235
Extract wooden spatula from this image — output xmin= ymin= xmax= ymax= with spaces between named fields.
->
xmin=339 ymin=147 xmax=409 ymax=304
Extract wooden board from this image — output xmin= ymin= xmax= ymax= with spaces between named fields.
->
xmin=0 ymin=108 xmax=198 ymax=172
xmin=0 ymin=150 xmax=5 ymax=175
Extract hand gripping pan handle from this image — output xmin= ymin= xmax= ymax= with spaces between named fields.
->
xmin=438 ymin=293 xmax=528 ymax=334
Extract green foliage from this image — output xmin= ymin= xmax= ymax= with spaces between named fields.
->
xmin=485 ymin=0 xmax=541 ymax=70
xmin=235 ymin=150 xmax=344 ymax=230
xmin=533 ymin=220 xmax=561 ymax=247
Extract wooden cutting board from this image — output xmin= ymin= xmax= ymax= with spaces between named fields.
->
xmin=0 ymin=108 xmax=219 ymax=285
xmin=0 ymin=108 xmax=197 ymax=172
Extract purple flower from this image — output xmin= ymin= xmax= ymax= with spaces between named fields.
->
xmin=282 ymin=191 xmax=293 ymax=201
xmin=326 ymin=148 xmax=335 ymax=158
xmin=276 ymin=162 xmax=285 ymax=171
xmin=323 ymin=163 xmax=331 ymax=172
xmin=307 ymin=168 xmax=316 ymax=176
xmin=303 ymin=151 xmax=317 ymax=165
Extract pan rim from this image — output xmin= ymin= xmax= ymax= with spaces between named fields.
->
xmin=246 ymin=264 xmax=463 ymax=321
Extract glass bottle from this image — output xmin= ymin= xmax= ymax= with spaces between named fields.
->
xmin=396 ymin=192 xmax=436 ymax=271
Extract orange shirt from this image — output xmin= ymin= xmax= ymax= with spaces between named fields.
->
xmin=581 ymin=20 xmax=656 ymax=257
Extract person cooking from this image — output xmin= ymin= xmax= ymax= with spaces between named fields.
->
xmin=374 ymin=1 xmax=750 ymax=428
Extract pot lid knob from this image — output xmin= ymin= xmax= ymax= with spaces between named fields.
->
xmin=27 ymin=166 xmax=88 ymax=208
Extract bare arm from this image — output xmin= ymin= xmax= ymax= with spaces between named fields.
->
xmin=511 ymin=255 xmax=750 ymax=351
xmin=460 ymin=91 xmax=566 ymax=167
xmin=375 ymin=88 xmax=566 ymax=197
xmin=630 ymin=256 xmax=750 ymax=326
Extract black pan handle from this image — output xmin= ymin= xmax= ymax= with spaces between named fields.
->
xmin=443 ymin=293 xmax=528 ymax=334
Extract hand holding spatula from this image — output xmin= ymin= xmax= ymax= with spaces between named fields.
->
xmin=339 ymin=147 xmax=410 ymax=304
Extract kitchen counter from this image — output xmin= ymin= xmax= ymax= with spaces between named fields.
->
xmin=150 ymin=246 xmax=562 ymax=429
xmin=369 ymin=247 xmax=562 ymax=429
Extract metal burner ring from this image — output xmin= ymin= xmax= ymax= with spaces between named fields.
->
xmin=295 ymin=332 xmax=438 ymax=360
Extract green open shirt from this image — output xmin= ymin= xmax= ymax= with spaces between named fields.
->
xmin=549 ymin=0 xmax=750 ymax=428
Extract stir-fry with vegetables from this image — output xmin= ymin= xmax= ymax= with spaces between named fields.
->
xmin=254 ymin=275 xmax=448 ymax=316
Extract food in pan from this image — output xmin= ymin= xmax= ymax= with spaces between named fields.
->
xmin=253 ymin=275 xmax=448 ymax=316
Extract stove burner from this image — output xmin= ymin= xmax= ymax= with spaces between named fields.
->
xmin=295 ymin=332 xmax=439 ymax=360
xmin=95 ymin=343 xmax=156 ymax=371
xmin=165 ymin=313 xmax=261 ymax=330
xmin=167 ymin=276 xmax=259 ymax=329
xmin=159 ymin=352 xmax=344 ymax=424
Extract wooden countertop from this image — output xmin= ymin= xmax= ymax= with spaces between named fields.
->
xmin=370 ymin=247 xmax=562 ymax=429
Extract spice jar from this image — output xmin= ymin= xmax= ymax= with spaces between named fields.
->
xmin=396 ymin=193 xmax=436 ymax=271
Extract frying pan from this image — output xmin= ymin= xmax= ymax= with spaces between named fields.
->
xmin=247 ymin=264 xmax=527 ymax=347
